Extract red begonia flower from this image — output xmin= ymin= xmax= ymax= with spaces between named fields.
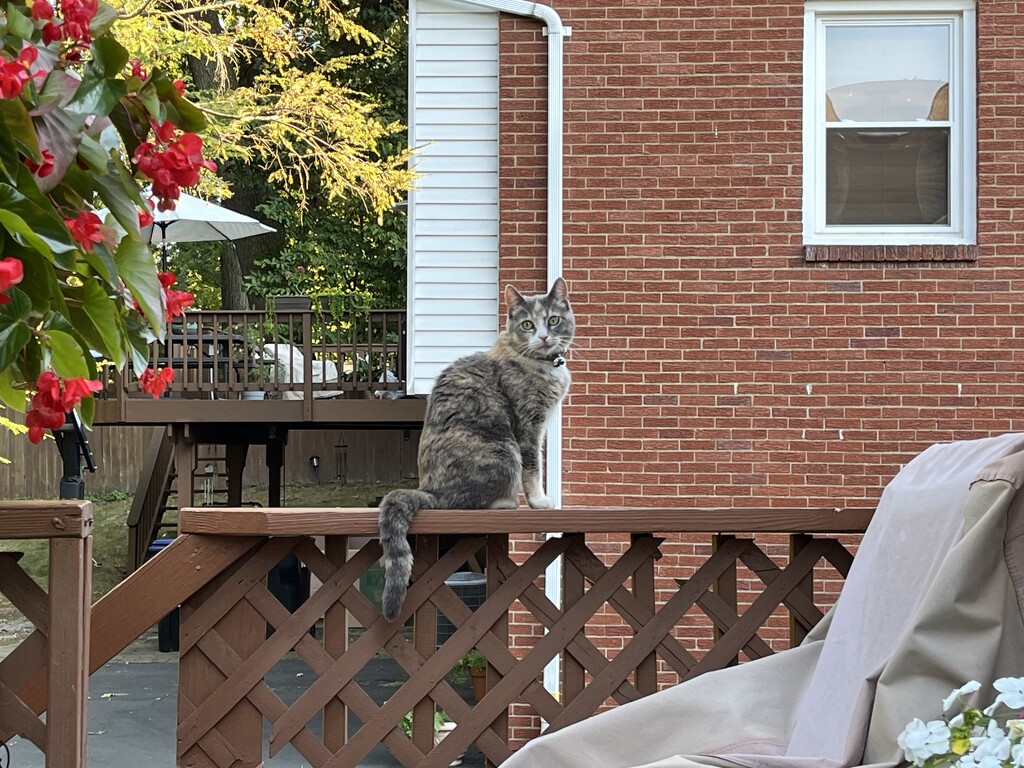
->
xmin=41 ymin=22 xmax=62 ymax=45
xmin=31 ymin=0 xmax=54 ymax=19
xmin=65 ymin=211 xmax=104 ymax=252
xmin=139 ymin=366 xmax=174 ymax=398
xmin=25 ymin=148 xmax=55 ymax=177
xmin=0 ymin=257 xmax=24 ymax=293
xmin=60 ymin=376 xmax=102 ymax=411
xmin=60 ymin=0 xmax=98 ymax=45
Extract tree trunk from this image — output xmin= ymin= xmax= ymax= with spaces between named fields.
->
xmin=220 ymin=245 xmax=249 ymax=310
xmin=217 ymin=172 xmax=283 ymax=310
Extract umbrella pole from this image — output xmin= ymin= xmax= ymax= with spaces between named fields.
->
xmin=154 ymin=221 xmax=171 ymax=272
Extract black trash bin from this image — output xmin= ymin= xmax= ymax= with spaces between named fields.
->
xmin=437 ymin=571 xmax=487 ymax=646
xmin=147 ymin=538 xmax=179 ymax=652
xmin=267 ymin=553 xmax=312 ymax=636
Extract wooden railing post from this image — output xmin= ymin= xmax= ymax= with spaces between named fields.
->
xmin=712 ymin=533 xmax=738 ymax=667
xmin=48 ymin=532 xmax=92 ymax=766
xmin=488 ymin=532 xmax=511 ymax=762
xmin=323 ymin=534 xmax=350 ymax=751
xmin=789 ymin=533 xmax=814 ymax=646
xmin=412 ymin=533 xmax=439 ymax=755
xmin=632 ymin=533 xmax=658 ymax=695
xmin=301 ymin=311 xmax=313 ymax=420
xmin=0 ymin=501 xmax=93 ymax=767
xmin=562 ymin=533 xmax=586 ymax=705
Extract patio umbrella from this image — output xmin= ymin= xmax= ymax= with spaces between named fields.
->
xmin=99 ymin=191 xmax=277 ymax=270
xmin=144 ymin=192 xmax=277 ymax=271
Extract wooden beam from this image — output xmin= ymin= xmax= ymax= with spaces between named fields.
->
xmin=13 ymin=534 xmax=262 ymax=719
xmin=0 ymin=500 xmax=92 ymax=539
xmin=180 ymin=506 xmax=875 ymax=537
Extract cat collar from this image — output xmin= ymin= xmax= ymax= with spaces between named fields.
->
xmin=552 ymin=355 xmax=566 ymax=367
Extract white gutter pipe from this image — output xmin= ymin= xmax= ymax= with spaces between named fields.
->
xmin=449 ymin=0 xmax=569 ymax=714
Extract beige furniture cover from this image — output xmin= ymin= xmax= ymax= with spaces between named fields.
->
xmin=506 ymin=432 xmax=1024 ymax=768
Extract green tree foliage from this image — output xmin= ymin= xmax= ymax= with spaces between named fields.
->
xmin=113 ymin=0 xmax=413 ymax=310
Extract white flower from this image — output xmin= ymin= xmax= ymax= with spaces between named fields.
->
xmin=970 ymin=720 xmax=1011 ymax=762
xmin=1010 ymin=742 xmax=1024 ymax=768
xmin=898 ymin=718 xmax=953 ymax=766
xmin=958 ymin=755 xmax=1006 ymax=768
xmin=984 ymin=678 xmax=1024 ymax=715
xmin=1008 ymin=720 xmax=1024 ymax=740
xmin=945 ymin=681 xmax=982 ymax=711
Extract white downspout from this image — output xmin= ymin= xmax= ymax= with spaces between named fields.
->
xmin=449 ymin=0 xmax=569 ymax=714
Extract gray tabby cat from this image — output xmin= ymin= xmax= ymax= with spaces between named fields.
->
xmin=378 ymin=278 xmax=575 ymax=621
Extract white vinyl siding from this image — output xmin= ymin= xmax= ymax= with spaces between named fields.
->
xmin=408 ymin=0 xmax=500 ymax=394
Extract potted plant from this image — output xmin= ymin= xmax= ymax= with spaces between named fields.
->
xmin=458 ymin=649 xmax=488 ymax=702
xmin=397 ymin=708 xmax=463 ymax=766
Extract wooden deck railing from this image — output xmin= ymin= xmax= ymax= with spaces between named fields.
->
xmin=0 ymin=501 xmax=93 ymax=767
xmin=97 ymin=307 xmax=407 ymax=403
xmin=170 ymin=506 xmax=871 ymax=767
xmin=3 ymin=506 xmax=872 ymax=768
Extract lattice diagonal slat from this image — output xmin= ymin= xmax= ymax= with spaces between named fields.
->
xmin=172 ymin=524 xmax=860 ymax=768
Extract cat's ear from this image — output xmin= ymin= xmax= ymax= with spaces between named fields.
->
xmin=505 ymin=285 xmax=527 ymax=313
xmin=548 ymin=277 xmax=568 ymax=301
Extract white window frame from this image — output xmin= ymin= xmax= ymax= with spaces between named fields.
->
xmin=802 ymin=0 xmax=976 ymax=246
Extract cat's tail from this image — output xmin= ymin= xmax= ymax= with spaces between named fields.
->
xmin=378 ymin=488 xmax=438 ymax=621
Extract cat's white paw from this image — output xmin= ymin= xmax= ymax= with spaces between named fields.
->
xmin=527 ymin=494 xmax=553 ymax=509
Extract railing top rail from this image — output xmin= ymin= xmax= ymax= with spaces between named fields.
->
xmin=179 ymin=506 xmax=874 ymax=537
xmin=0 ymin=500 xmax=94 ymax=539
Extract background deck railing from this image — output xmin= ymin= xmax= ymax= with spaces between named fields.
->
xmin=97 ymin=307 xmax=407 ymax=403
xmin=3 ymin=506 xmax=872 ymax=768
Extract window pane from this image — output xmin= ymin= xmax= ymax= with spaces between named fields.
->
xmin=825 ymin=128 xmax=949 ymax=225
xmin=825 ymin=25 xmax=949 ymax=121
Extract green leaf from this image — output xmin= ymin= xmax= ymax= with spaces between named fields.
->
xmin=77 ymin=392 xmax=95 ymax=429
xmin=153 ymin=73 xmax=207 ymax=132
xmin=83 ymin=243 xmax=119 ymax=286
xmin=70 ymin=38 xmax=130 ymax=117
xmin=82 ymin=278 xmax=124 ymax=368
xmin=108 ymin=96 xmax=149 ymax=166
xmin=34 ymin=71 xmax=82 ymax=114
xmin=125 ymin=317 xmax=154 ymax=374
xmin=94 ymin=169 xmax=141 ymax=237
xmin=76 ymin=133 xmax=110 ymax=172
xmin=0 ymin=321 xmax=32 ymax=375
xmin=70 ymin=74 xmax=127 ymax=120
xmin=91 ymin=36 xmax=131 ymax=79
xmin=5 ymin=3 xmax=33 ymax=39
xmin=47 ymin=329 xmax=89 ymax=379
xmin=0 ymin=181 xmax=76 ymax=264
xmin=90 ymin=0 xmax=119 ymax=39
xmin=114 ymin=235 xmax=164 ymax=339
xmin=139 ymin=85 xmax=160 ymax=122
xmin=15 ymin=250 xmax=53 ymax=314
xmin=0 ymin=286 xmax=32 ymax=323
xmin=41 ymin=309 xmax=75 ymax=335
xmin=0 ymin=368 xmax=27 ymax=412
xmin=0 ymin=97 xmax=40 ymax=161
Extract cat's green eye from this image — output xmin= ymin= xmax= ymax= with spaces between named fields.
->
xmin=548 ymin=316 xmax=561 ymax=327
xmin=521 ymin=320 xmax=535 ymax=331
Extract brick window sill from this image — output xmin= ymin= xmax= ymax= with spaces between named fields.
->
xmin=803 ymin=244 xmax=978 ymax=263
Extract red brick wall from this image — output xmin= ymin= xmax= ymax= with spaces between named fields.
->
xmin=495 ymin=0 xmax=1022 ymax=747
xmin=501 ymin=0 xmax=1024 ymax=507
